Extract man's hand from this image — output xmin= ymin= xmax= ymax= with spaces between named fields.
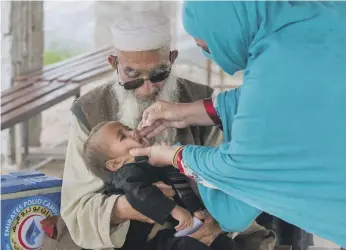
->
xmin=152 ymin=181 xmax=176 ymax=198
xmin=111 ymin=182 xmax=175 ymax=224
xmin=112 ymin=195 xmax=154 ymax=224
xmin=189 ymin=210 xmax=222 ymax=246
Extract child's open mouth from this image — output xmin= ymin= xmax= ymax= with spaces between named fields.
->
xmin=132 ymin=129 xmax=150 ymax=147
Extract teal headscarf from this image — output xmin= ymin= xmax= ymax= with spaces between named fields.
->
xmin=182 ymin=1 xmax=346 ymax=247
xmin=183 ymin=1 xmax=253 ymax=75
xmin=183 ymin=1 xmax=323 ymax=75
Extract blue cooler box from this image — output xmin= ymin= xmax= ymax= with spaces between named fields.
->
xmin=1 ymin=171 xmax=62 ymax=250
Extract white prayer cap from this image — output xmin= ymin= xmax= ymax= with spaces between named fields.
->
xmin=111 ymin=11 xmax=171 ymax=52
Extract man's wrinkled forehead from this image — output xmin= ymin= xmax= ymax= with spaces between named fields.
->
xmin=117 ymin=49 xmax=169 ymax=70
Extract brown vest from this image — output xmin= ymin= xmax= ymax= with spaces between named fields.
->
xmin=71 ymin=78 xmax=214 ymax=146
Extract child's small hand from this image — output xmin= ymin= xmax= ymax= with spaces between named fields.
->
xmin=171 ymin=206 xmax=194 ymax=231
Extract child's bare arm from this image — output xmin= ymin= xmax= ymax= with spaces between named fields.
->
xmin=171 ymin=205 xmax=194 ymax=231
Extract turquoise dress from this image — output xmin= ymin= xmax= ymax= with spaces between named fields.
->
xmin=182 ymin=1 xmax=346 ymax=246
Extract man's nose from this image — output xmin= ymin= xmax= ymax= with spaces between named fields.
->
xmin=140 ymin=80 xmax=155 ymax=93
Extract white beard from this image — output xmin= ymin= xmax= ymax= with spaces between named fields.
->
xmin=114 ymin=74 xmax=180 ymax=144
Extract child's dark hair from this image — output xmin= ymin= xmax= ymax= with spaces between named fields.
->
xmin=84 ymin=122 xmax=112 ymax=176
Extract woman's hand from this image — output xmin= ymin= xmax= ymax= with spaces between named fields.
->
xmin=138 ymin=101 xmax=190 ymax=138
xmin=129 ymin=144 xmax=180 ymax=166
xmin=138 ymin=100 xmax=215 ymax=138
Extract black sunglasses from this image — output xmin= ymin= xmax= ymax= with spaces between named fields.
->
xmin=117 ymin=69 xmax=171 ymax=90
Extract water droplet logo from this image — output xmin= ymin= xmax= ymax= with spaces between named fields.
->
xmin=3 ymin=197 xmax=59 ymax=250
xmin=18 ymin=214 xmax=45 ymax=249
xmin=26 ymin=218 xmax=42 ymax=246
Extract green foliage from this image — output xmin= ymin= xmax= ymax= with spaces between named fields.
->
xmin=43 ymin=51 xmax=73 ymax=66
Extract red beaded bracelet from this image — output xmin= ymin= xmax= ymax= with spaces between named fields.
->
xmin=203 ymin=98 xmax=223 ymax=130
xmin=175 ymin=147 xmax=185 ymax=174
xmin=173 ymin=146 xmax=185 ymax=174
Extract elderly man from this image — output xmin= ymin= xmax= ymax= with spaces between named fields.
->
xmin=60 ymin=11 xmax=275 ymax=250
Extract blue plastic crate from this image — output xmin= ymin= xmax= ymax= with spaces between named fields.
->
xmin=1 ymin=171 xmax=62 ymax=250
xmin=8 ymin=171 xmax=46 ymax=179
xmin=1 ymin=175 xmax=16 ymax=182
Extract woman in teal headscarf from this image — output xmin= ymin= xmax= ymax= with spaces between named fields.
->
xmin=131 ymin=1 xmax=346 ymax=247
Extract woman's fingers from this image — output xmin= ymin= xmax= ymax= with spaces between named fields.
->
xmin=138 ymin=125 xmax=154 ymax=137
xmin=141 ymin=101 xmax=182 ymax=127
xmin=141 ymin=102 xmax=160 ymax=126
xmin=146 ymin=123 xmax=168 ymax=139
xmin=129 ymin=147 xmax=151 ymax=157
xmin=138 ymin=120 xmax=169 ymax=139
xmin=141 ymin=102 xmax=166 ymax=127
xmin=145 ymin=108 xmax=171 ymax=127
xmin=137 ymin=121 xmax=144 ymax=130
xmin=138 ymin=120 xmax=162 ymax=136
xmin=139 ymin=101 xmax=186 ymax=137
xmin=141 ymin=111 xmax=149 ymax=127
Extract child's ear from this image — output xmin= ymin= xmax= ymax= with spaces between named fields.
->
xmin=105 ymin=158 xmax=123 ymax=172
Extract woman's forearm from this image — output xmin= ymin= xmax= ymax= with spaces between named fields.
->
xmin=183 ymin=100 xmax=213 ymax=126
xmin=183 ymin=99 xmax=222 ymax=127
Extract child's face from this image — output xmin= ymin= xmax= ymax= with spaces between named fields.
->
xmin=101 ymin=122 xmax=150 ymax=168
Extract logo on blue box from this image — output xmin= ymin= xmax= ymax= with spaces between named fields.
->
xmin=2 ymin=196 xmax=60 ymax=250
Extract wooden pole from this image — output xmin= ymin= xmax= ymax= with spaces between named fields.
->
xmin=9 ymin=1 xmax=44 ymax=167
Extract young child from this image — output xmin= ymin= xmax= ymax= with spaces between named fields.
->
xmin=83 ymin=121 xmax=240 ymax=250
xmin=83 ymin=121 xmax=194 ymax=231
